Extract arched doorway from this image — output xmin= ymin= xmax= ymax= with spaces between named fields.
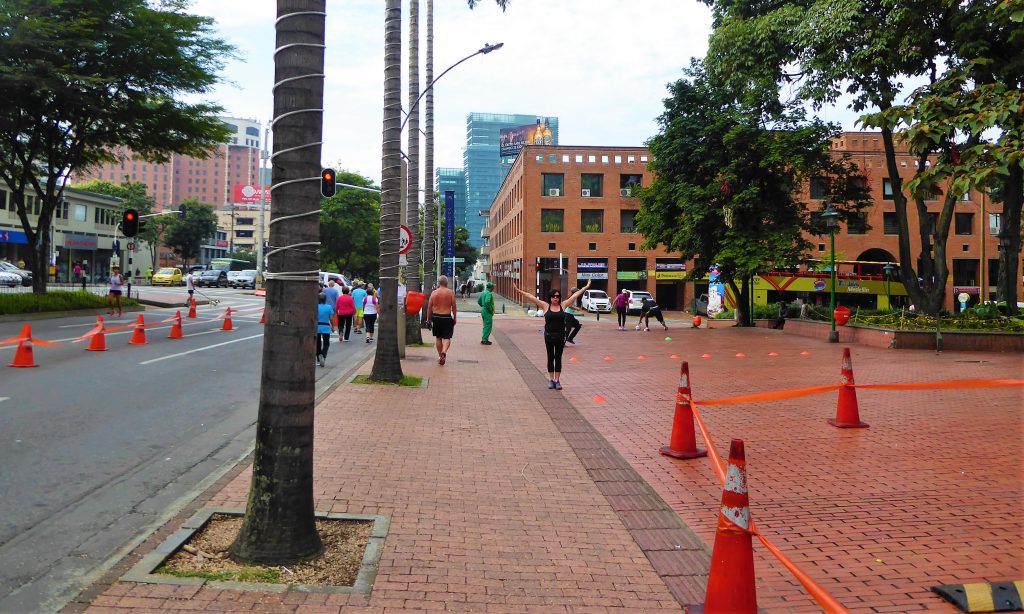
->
xmin=855 ymin=249 xmax=897 ymax=277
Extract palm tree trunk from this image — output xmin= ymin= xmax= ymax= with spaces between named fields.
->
xmin=421 ymin=0 xmax=436 ymax=320
xmin=229 ymin=0 xmax=325 ymax=564
xmin=996 ymin=165 xmax=1022 ymax=314
xmin=405 ymin=0 xmax=423 ymax=344
xmin=371 ymin=0 xmax=405 ymax=382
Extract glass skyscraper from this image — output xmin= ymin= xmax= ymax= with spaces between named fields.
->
xmin=462 ymin=112 xmax=559 ymax=247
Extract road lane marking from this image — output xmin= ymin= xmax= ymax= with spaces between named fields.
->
xmin=139 ymin=333 xmax=264 ymax=365
xmin=0 ymin=397 xmax=9 ymax=403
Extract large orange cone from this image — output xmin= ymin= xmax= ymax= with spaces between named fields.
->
xmin=86 ymin=316 xmax=108 ymax=351
xmin=168 ymin=311 xmax=183 ymax=339
xmin=690 ymin=439 xmax=757 ymax=614
xmin=187 ymin=297 xmax=197 ymax=319
xmin=128 ymin=314 xmax=148 ymax=345
xmin=221 ymin=307 xmax=234 ymax=331
xmin=259 ymin=308 xmax=265 ymax=324
xmin=7 ymin=324 xmax=38 ymax=368
xmin=829 ymin=347 xmax=868 ymax=428
xmin=659 ymin=362 xmax=708 ymax=460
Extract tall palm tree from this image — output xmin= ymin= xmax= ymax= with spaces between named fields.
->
xmin=405 ymin=0 xmax=423 ymax=344
xmin=371 ymin=0 xmax=405 ymax=382
xmin=229 ymin=0 xmax=325 ymax=563
xmin=421 ymin=0 xmax=435 ymax=319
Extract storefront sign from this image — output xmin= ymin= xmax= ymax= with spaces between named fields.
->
xmin=577 ymin=260 xmax=608 ymax=270
xmin=953 ymin=286 xmax=980 ymax=294
xmin=655 ymin=261 xmax=686 ymax=271
xmin=616 ymin=271 xmax=647 ymax=280
xmin=64 ymin=234 xmax=98 ymax=250
xmin=577 ymin=272 xmax=609 ymax=280
xmin=233 ymin=184 xmax=271 ymax=204
xmin=0 ymin=229 xmax=28 ymax=244
xmin=655 ymin=271 xmax=686 ymax=280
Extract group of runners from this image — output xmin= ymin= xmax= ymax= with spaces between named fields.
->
xmin=315 ymin=278 xmax=379 ymax=368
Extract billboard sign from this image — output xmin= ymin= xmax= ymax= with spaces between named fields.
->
xmin=232 ymin=184 xmax=271 ymax=205
xmin=499 ymin=118 xmax=553 ymax=158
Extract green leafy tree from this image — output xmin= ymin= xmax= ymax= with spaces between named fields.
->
xmin=702 ymin=0 xmax=1019 ymax=314
xmin=163 ymin=200 xmax=217 ymax=263
xmin=73 ymin=179 xmax=165 ymax=267
xmin=230 ymin=250 xmax=257 ymax=267
xmin=0 ymin=0 xmax=232 ymax=292
xmin=320 ymin=170 xmax=380 ymax=280
xmin=453 ymin=226 xmax=479 ymax=280
xmin=636 ymin=61 xmax=870 ymax=326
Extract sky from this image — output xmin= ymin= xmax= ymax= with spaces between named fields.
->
xmin=188 ymin=0 xmax=860 ymax=186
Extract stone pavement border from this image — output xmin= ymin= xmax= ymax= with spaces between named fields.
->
xmin=494 ymin=327 xmax=711 ymax=606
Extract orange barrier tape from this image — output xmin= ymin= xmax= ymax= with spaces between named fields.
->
xmin=696 ymin=385 xmax=840 ymax=406
xmin=690 ymin=400 xmax=851 ymax=614
xmin=72 ymin=324 xmax=103 ymax=343
xmin=857 ymin=378 xmax=1024 ymax=391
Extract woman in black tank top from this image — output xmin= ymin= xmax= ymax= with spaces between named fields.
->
xmin=516 ymin=280 xmax=591 ymax=390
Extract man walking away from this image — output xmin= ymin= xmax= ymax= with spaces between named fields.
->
xmin=185 ymin=270 xmax=195 ymax=306
xmin=323 ymin=277 xmax=341 ymax=313
xmin=426 ymin=275 xmax=457 ymax=365
xmin=478 ymin=281 xmax=496 ymax=345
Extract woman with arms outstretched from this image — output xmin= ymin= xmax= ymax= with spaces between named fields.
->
xmin=515 ymin=280 xmax=591 ymax=390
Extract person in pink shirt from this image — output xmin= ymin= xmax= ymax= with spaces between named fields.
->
xmin=335 ymin=285 xmax=357 ymax=341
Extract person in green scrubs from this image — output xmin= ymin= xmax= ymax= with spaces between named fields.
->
xmin=478 ymin=281 xmax=495 ymax=345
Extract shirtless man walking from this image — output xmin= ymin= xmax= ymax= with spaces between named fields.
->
xmin=426 ymin=275 xmax=457 ymax=365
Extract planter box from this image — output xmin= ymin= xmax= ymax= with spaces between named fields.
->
xmin=756 ymin=318 xmax=1024 ymax=352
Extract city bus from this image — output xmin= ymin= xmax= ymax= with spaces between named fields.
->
xmin=208 ymin=258 xmax=251 ymax=273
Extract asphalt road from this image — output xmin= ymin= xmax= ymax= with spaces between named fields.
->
xmin=0 ymin=287 xmax=374 ymax=613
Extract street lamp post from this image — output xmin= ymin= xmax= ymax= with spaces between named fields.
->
xmin=821 ymin=202 xmax=840 ymax=343
xmin=883 ymin=263 xmax=895 ymax=311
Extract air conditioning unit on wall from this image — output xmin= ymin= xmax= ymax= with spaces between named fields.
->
xmin=548 ymin=188 xmax=561 ymax=197
xmin=620 ymin=188 xmax=632 ymax=197
xmin=581 ymin=189 xmax=591 ymax=197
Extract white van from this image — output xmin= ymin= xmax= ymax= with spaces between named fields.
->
xmin=319 ymin=271 xmax=350 ymax=287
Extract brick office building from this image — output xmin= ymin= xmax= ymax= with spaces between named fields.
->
xmin=488 ymin=145 xmax=690 ymax=310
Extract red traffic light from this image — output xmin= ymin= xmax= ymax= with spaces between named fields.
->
xmin=122 ymin=209 xmax=140 ymax=237
xmin=321 ymin=168 xmax=336 ymax=197
xmin=125 ymin=211 xmax=136 ymax=221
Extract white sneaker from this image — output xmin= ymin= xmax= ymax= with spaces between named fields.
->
xmin=318 ymin=354 xmax=326 ymax=368
xmin=644 ymin=327 xmax=650 ymax=332
xmin=635 ymin=325 xmax=641 ymax=331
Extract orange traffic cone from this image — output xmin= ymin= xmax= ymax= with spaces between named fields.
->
xmin=7 ymin=324 xmax=38 ymax=368
xmin=829 ymin=347 xmax=868 ymax=428
xmin=86 ymin=316 xmax=108 ymax=351
xmin=692 ymin=315 xmax=702 ymax=328
xmin=690 ymin=439 xmax=757 ymax=614
xmin=660 ymin=361 xmax=707 ymax=460
xmin=187 ymin=297 xmax=197 ymax=318
xmin=221 ymin=307 xmax=234 ymax=331
xmin=168 ymin=311 xmax=184 ymax=339
xmin=259 ymin=308 xmax=265 ymax=324
xmin=128 ymin=314 xmax=148 ymax=345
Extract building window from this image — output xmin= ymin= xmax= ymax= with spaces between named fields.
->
xmin=601 ymin=155 xmax=609 ymax=163
xmin=614 ymin=155 xmax=622 ymax=164
xmin=541 ymin=209 xmax=564 ymax=232
xmin=581 ymin=209 xmax=604 ymax=233
xmin=580 ymin=173 xmax=603 ymax=197
xmin=883 ymin=178 xmax=895 ymax=200
xmin=575 ymin=155 xmax=583 ymax=163
xmin=640 ymin=155 xmax=648 ymax=162
xmin=989 ymin=213 xmax=1001 ymax=235
xmin=620 ymin=210 xmax=638 ymax=233
xmin=562 ymin=155 xmax=569 ymax=163
xmin=236 ymin=217 xmax=255 ymax=225
xmin=619 ymin=174 xmax=642 ymax=196
xmin=588 ymin=155 xmax=596 ymax=163
xmin=628 ymin=242 xmax=636 ymax=251
xmin=809 ymin=176 xmax=830 ymax=200
xmin=627 ymin=155 xmax=636 ymax=163
xmin=548 ymin=242 xmax=556 ymax=250
xmin=962 ymin=243 xmax=970 ymax=252
xmin=883 ymin=212 xmax=899 ymax=234
xmin=846 ymin=212 xmax=868 ymax=234
xmin=235 ymin=230 xmax=254 ymax=238
xmin=542 ymin=173 xmax=564 ymax=197
xmin=548 ymin=154 xmax=557 ymax=163
xmin=818 ymin=243 xmax=826 ymax=252
xmin=0 ymin=189 xmax=7 ymax=210
xmin=73 ymin=204 xmax=87 ymax=222
xmin=588 ymin=242 xmax=597 ymax=251
xmin=955 ymin=212 xmax=974 ymax=235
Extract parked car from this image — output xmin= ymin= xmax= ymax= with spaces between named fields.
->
xmin=230 ymin=269 xmax=259 ymax=289
xmin=195 ymin=269 xmax=228 ymax=287
xmin=0 ymin=270 xmax=20 ymax=287
xmin=0 ymin=261 xmax=33 ymax=286
xmin=151 ymin=267 xmax=183 ymax=286
xmin=581 ymin=289 xmax=611 ymax=313
xmin=622 ymin=289 xmax=654 ymax=314
xmin=319 ymin=271 xmax=350 ymax=287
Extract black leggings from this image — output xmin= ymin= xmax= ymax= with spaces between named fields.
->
xmin=544 ymin=335 xmax=565 ymax=374
xmin=317 ymin=332 xmax=331 ymax=357
xmin=617 ymin=307 xmax=627 ymax=327
xmin=565 ymin=314 xmax=582 ymax=341
xmin=364 ymin=313 xmax=377 ymax=335
xmin=337 ymin=314 xmax=353 ymax=340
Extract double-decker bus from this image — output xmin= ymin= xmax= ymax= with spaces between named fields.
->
xmin=208 ymin=258 xmax=251 ymax=273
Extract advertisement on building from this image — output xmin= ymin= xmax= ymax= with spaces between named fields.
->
xmin=232 ymin=184 xmax=271 ymax=205
xmin=499 ymin=118 xmax=554 ymax=158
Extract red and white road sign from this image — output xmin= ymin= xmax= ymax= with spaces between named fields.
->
xmin=399 ymin=225 xmax=413 ymax=254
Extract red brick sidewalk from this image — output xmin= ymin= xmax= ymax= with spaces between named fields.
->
xmin=502 ymin=314 xmax=1023 ymax=613
xmin=83 ymin=317 xmax=685 ymax=613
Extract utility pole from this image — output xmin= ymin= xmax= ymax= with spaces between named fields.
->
xmin=258 ymin=125 xmax=269 ymax=281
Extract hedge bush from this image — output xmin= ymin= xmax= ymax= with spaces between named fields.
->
xmin=0 ymin=291 xmax=136 ymax=316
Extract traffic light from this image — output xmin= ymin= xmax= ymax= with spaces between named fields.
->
xmin=178 ymin=204 xmax=187 ymax=219
xmin=122 ymin=209 xmax=139 ymax=237
xmin=321 ymin=168 xmax=336 ymax=197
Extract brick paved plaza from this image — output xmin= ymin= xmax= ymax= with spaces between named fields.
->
xmin=80 ymin=311 xmax=1022 ymax=613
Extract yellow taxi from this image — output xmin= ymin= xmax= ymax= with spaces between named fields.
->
xmin=151 ymin=267 xmax=183 ymax=286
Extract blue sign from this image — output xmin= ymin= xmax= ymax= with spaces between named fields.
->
xmin=0 ymin=229 xmax=28 ymax=245
xmin=443 ymin=191 xmax=455 ymax=279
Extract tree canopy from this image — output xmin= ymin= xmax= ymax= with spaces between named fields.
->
xmin=0 ymin=0 xmax=233 ymax=290
xmin=319 ymin=170 xmax=380 ymax=281
xmin=162 ymin=199 xmax=217 ymax=263
xmin=636 ymin=60 xmax=870 ymax=324
xmin=72 ymin=179 xmax=165 ymax=265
